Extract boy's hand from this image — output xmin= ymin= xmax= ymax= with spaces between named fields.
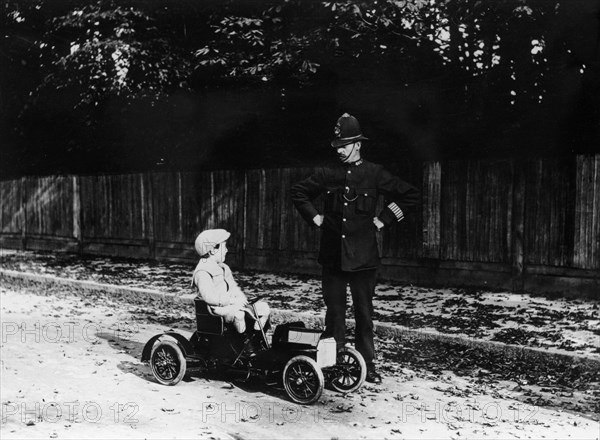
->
xmin=230 ymin=294 xmax=248 ymax=307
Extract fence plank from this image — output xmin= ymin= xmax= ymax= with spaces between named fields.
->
xmin=594 ymin=156 xmax=600 ymax=269
xmin=73 ymin=176 xmax=81 ymax=247
xmin=0 ymin=178 xmax=24 ymax=237
xmin=25 ymin=176 xmax=74 ymax=238
xmin=512 ymin=160 xmax=526 ymax=290
xmin=422 ymin=162 xmax=441 ymax=258
xmin=574 ymin=155 xmax=600 ymax=269
xmin=441 ymin=160 xmax=513 ymax=263
xmin=524 ymin=159 xmax=575 ymax=268
xmin=80 ymin=174 xmax=146 ymax=240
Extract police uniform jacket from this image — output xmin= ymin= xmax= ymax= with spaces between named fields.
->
xmin=291 ymin=159 xmax=420 ymax=272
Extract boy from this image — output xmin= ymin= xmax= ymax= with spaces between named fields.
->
xmin=192 ymin=228 xmax=269 ymax=334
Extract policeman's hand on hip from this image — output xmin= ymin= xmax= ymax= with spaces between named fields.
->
xmin=313 ymin=214 xmax=324 ymax=227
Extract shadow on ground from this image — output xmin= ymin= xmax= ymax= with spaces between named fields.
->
xmin=95 ymin=331 xmax=294 ymax=404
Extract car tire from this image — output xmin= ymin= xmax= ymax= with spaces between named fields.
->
xmin=282 ymin=355 xmax=324 ymax=405
xmin=329 ymin=345 xmax=367 ymax=393
xmin=150 ymin=339 xmax=187 ymax=386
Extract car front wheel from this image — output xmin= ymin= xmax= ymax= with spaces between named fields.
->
xmin=282 ymin=355 xmax=324 ymax=405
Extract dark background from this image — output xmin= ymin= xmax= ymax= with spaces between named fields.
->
xmin=1 ymin=0 xmax=599 ymax=178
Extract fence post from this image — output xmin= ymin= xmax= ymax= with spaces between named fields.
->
xmin=72 ymin=175 xmax=83 ymax=254
xmin=20 ymin=177 xmax=27 ymax=250
xmin=422 ymin=161 xmax=442 ymax=259
xmin=144 ymin=172 xmax=156 ymax=259
xmin=511 ymin=160 xmax=526 ymax=292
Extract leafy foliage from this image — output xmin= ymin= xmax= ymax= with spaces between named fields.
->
xmin=36 ymin=2 xmax=192 ymax=108
xmin=1 ymin=0 xmax=598 ymax=176
xmin=193 ymin=2 xmax=328 ymax=85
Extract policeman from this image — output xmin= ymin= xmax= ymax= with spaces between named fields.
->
xmin=291 ymin=113 xmax=420 ymax=383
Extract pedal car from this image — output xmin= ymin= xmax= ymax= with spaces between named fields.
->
xmin=141 ymin=297 xmax=366 ymax=404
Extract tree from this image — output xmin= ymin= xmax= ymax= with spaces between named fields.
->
xmin=1 ymin=0 xmax=598 ymax=177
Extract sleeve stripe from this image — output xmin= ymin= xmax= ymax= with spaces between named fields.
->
xmin=388 ymin=202 xmax=404 ymax=221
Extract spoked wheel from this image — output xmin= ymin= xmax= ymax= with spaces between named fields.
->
xmin=150 ymin=339 xmax=187 ymax=386
xmin=329 ymin=346 xmax=367 ymax=393
xmin=283 ymin=355 xmax=324 ymax=405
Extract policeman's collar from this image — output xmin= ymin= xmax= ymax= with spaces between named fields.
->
xmin=345 ymin=159 xmax=364 ymax=167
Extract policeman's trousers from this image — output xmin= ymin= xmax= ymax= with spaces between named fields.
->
xmin=322 ymin=266 xmax=377 ymax=365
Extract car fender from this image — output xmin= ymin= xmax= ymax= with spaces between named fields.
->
xmin=282 ymin=347 xmax=318 ymax=364
xmin=141 ymin=332 xmax=193 ymax=362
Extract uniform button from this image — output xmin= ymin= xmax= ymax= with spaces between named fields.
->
xmin=344 ymin=202 xmax=348 ymax=206
xmin=343 ymin=218 xmax=347 ymax=222
xmin=342 ymin=235 xmax=346 ymax=238
xmin=347 ymin=170 xmax=351 ymax=174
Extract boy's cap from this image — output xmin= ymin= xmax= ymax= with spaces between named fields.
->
xmin=194 ymin=229 xmax=230 ymax=256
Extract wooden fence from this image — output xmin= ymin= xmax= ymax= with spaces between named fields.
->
xmin=1 ymin=155 xmax=598 ymax=296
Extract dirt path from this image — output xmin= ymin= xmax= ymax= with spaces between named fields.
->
xmin=1 ymin=285 xmax=598 ymax=439
xmin=2 ymin=250 xmax=599 ymax=359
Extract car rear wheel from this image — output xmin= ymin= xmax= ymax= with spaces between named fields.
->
xmin=150 ymin=339 xmax=187 ymax=386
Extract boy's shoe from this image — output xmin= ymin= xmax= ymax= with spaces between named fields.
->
xmin=242 ymin=330 xmax=264 ymax=355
